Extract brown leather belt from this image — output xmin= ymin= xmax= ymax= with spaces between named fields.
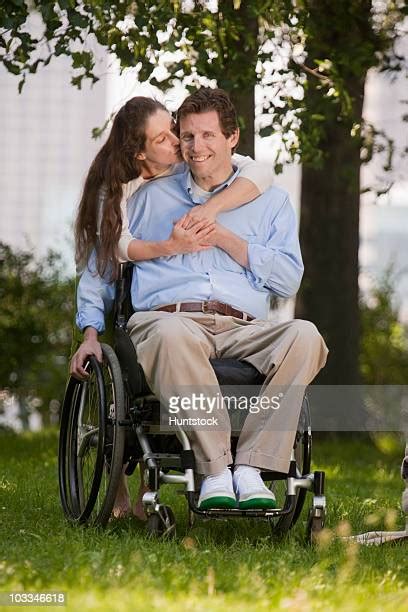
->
xmin=155 ymin=301 xmax=255 ymax=321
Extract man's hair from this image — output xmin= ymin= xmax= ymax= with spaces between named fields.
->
xmin=175 ymin=88 xmax=239 ymax=140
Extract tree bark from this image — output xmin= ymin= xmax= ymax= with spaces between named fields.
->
xmin=230 ymin=87 xmax=255 ymax=158
xmin=218 ymin=1 xmax=258 ymax=158
xmin=295 ymin=77 xmax=365 ymax=384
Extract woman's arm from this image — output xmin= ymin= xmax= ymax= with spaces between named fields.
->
xmin=126 ymin=219 xmax=215 ymax=261
xmin=117 ymin=156 xmax=273 ymax=261
xmin=117 ymin=179 xmax=144 ymax=262
xmin=232 ymin=153 xmax=275 ymax=194
xmin=183 ymin=154 xmax=274 ymax=228
xmin=117 ymin=170 xmax=209 ymax=262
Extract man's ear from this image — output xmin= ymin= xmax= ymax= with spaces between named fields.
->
xmin=136 ymin=151 xmax=146 ymax=161
xmin=228 ymin=128 xmax=240 ymax=150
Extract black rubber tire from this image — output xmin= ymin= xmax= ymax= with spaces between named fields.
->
xmin=307 ymin=508 xmax=326 ymax=545
xmin=290 ymin=430 xmax=312 ymax=527
xmin=269 ymin=395 xmax=312 ymax=534
xmin=146 ymin=505 xmax=176 ymax=538
xmin=58 ymin=343 xmax=125 ymax=527
xmin=59 ymin=376 xmax=81 ymax=520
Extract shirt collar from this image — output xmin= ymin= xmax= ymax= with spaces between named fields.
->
xmin=183 ymin=165 xmax=240 ymax=205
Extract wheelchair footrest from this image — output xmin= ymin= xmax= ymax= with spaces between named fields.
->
xmin=187 ymin=492 xmax=298 ymax=519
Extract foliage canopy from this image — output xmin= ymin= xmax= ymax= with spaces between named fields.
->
xmin=1 ymin=1 xmax=407 ymax=166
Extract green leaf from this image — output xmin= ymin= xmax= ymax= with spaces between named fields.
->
xmin=3 ymin=59 xmax=20 ymax=75
xmin=71 ymin=74 xmax=83 ymax=89
xmin=67 ymin=8 xmax=90 ymax=29
xmin=259 ymin=125 xmax=274 ymax=138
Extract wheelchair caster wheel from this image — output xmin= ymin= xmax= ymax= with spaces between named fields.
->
xmin=147 ymin=505 xmax=176 ymax=538
xmin=307 ymin=507 xmax=326 ymax=545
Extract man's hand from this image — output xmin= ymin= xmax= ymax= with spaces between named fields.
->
xmin=205 ymin=222 xmax=250 ymax=268
xmin=70 ymin=327 xmax=102 ymax=380
xmin=167 ymin=218 xmax=216 ymax=255
xmin=195 ymin=221 xmax=224 ymax=247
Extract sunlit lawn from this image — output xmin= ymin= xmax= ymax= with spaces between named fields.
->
xmin=0 ymin=430 xmax=407 ymax=611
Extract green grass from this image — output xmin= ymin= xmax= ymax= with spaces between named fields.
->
xmin=0 ymin=430 xmax=407 ymax=611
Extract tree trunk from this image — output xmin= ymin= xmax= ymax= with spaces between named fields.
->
xmin=230 ymin=86 xmax=255 ymax=158
xmin=218 ymin=1 xmax=258 ymax=158
xmin=295 ymin=77 xmax=365 ymax=384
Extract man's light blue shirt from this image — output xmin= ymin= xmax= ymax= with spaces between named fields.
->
xmin=76 ymin=167 xmax=303 ymax=332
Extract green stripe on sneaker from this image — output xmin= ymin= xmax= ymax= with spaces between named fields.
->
xmin=238 ymin=497 xmax=277 ymax=510
xmin=199 ymin=496 xmax=237 ymax=510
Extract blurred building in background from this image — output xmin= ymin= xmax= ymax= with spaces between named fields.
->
xmin=0 ymin=55 xmax=107 ymax=262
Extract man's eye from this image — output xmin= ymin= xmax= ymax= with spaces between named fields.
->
xmin=181 ymin=135 xmax=192 ymax=141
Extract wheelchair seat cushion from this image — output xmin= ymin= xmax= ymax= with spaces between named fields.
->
xmin=210 ymin=358 xmax=265 ymax=386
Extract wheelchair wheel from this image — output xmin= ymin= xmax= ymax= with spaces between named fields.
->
xmin=58 ymin=343 xmax=125 ymax=527
xmin=59 ymin=375 xmax=80 ymax=520
xmin=307 ymin=506 xmax=326 ymax=545
xmin=146 ymin=505 xmax=176 ymax=538
xmin=268 ymin=395 xmax=312 ymax=534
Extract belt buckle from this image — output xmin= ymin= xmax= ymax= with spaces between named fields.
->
xmin=202 ymin=301 xmax=209 ymax=314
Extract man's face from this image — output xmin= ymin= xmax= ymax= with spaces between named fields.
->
xmin=137 ymin=109 xmax=181 ymax=175
xmin=179 ymin=110 xmax=239 ymax=189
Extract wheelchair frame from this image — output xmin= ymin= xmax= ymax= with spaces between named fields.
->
xmin=59 ymin=264 xmax=326 ymax=541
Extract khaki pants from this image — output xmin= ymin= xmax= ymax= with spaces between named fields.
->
xmin=127 ymin=311 xmax=328 ymax=475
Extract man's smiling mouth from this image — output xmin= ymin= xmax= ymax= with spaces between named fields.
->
xmin=190 ymin=155 xmax=211 ymax=162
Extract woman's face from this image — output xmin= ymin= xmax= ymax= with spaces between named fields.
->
xmin=137 ymin=109 xmax=181 ymax=177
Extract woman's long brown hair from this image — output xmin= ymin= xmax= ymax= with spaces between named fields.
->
xmin=75 ymin=97 xmax=167 ymax=279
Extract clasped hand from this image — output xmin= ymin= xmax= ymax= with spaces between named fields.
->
xmin=169 ymin=202 xmax=220 ymax=253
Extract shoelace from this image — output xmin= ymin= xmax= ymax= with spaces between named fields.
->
xmin=234 ymin=469 xmax=265 ymax=494
xmin=205 ymin=469 xmax=231 ymax=487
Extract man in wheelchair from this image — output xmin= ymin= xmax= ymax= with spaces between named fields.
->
xmin=71 ymin=88 xmax=328 ymax=516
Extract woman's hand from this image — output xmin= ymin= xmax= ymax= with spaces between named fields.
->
xmin=167 ymin=218 xmax=216 ymax=255
xmin=181 ymin=201 xmax=221 ymax=230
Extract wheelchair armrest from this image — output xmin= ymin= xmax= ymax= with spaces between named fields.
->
xmin=114 ymin=263 xmax=135 ymax=327
xmin=114 ymin=326 xmax=150 ymax=398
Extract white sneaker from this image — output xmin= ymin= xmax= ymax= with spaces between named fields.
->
xmin=233 ymin=465 xmax=276 ymax=509
xmin=198 ymin=467 xmax=236 ymax=509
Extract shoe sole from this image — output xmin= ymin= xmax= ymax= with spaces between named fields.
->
xmin=238 ymin=497 xmax=277 ymax=510
xmin=198 ymin=496 xmax=237 ymax=510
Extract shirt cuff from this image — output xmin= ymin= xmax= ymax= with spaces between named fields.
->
xmin=246 ymin=242 xmax=276 ymax=290
xmin=247 ymin=243 xmax=303 ymax=298
xmin=118 ymin=235 xmax=133 ymax=262
xmin=76 ymin=309 xmax=105 ymax=334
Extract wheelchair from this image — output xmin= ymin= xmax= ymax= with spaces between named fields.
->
xmin=58 ymin=264 xmax=326 ymax=542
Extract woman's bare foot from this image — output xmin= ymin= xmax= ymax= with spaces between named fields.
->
xmin=112 ymin=468 xmax=131 ymax=519
xmin=132 ymin=483 xmax=149 ymax=521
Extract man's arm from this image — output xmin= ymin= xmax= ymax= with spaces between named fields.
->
xmin=210 ymin=195 xmax=304 ymax=299
xmin=215 ymin=225 xmax=249 ymax=269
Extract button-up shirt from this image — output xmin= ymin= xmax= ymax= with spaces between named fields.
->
xmin=76 ymin=167 xmax=303 ymax=332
